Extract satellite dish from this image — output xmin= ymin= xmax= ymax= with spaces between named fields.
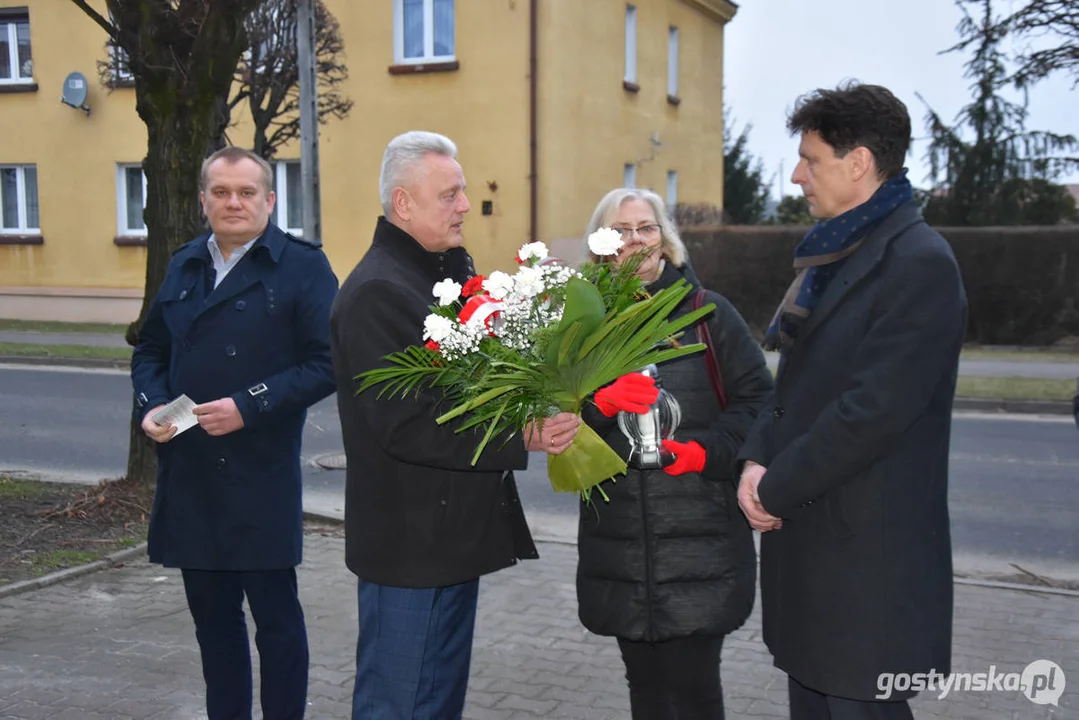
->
xmin=60 ymin=71 xmax=91 ymax=117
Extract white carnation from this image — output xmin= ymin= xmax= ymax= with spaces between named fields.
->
xmin=517 ymin=241 xmax=549 ymax=263
xmin=432 ymin=278 xmax=462 ymax=306
xmin=513 ymin=266 xmax=545 ymax=298
xmin=588 ymin=227 xmax=625 ymax=256
xmin=422 ymin=314 xmax=455 ymax=343
xmin=482 ymin=270 xmax=514 ymax=300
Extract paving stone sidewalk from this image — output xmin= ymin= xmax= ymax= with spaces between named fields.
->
xmin=0 ymin=530 xmax=1076 ymax=719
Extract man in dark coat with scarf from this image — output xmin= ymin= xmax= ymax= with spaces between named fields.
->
xmin=736 ymin=83 xmax=968 ymax=719
xmin=131 ymin=146 xmax=339 ymax=719
xmin=330 ymin=130 xmax=580 ymax=720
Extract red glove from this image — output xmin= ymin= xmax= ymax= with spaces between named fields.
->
xmin=662 ymin=439 xmax=706 ymax=476
xmin=593 ymin=373 xmax=659 ymax=417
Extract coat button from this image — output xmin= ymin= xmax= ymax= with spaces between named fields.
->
xmin=216 ymin=457 xmax=227 ymax=469
xmin=225 ymin=345 xmax=236 ymax=357
xmin=182 ymin=341 xmax=193 ymax=351
xmin=774 ymin=405 xmax=785 ymax=418
xmin=235 ymin=300 xmax=246 ymax=311
xmin=439 ymin=499 xmax=448 ymax=506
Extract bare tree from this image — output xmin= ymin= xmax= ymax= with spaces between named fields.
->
xmin=230 ymin=0 xmax=353 ymax=160
xmin=920 ymin=0 xmax=1078 ymax=226
xmin=71 ymin=0 xmax=261 ymax=484
xmin=999 ymin=0 xmax=1079 ymax=89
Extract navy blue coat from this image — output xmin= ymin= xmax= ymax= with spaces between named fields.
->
xmin=738 ymin=201 xmax=968 ymax=701
xmin=131 ymin=223 xmax=338 ymax=571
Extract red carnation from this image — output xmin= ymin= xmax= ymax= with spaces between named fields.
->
xmin=461 ymin=275 xmax=486 ymax=298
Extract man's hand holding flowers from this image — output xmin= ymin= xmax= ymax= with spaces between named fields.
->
xmin=524 ymin=413 xmax=581 ymax=455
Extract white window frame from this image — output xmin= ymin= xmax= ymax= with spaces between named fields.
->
xmin=0 ymin=164 xmax=38 ymax=233
xmin=393 ymin=0 xmax=456 ymax=65
xmin=272 ymin=161 xmax=304 ymax=236
xmin=667 ymin=26 xmax=679 ymax=98
xmin=0 ymin=14 xmax=33 ymax=84
xmin=624 ymin=163 xmax=637 ymax=189
xmin=624 ymin=5 xmax=637 ymax=84
xmin=666 ymin=170 xmax=678 ymax=207
xmin=110 ymin=46 xmax=134 ymax=84
xmin=116 ymin=164 xmax=147 ymax=237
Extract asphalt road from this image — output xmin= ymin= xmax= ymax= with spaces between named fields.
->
xmin=2 ymin=363 xmax=1076 ymax=582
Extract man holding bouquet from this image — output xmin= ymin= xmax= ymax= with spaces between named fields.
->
xmin=330 ymin=130 xmax=580 ymax=720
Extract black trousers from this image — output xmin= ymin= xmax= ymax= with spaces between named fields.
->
xmin=617 ymin=635 xmax=726 ymax=720
xmin=182 ymin=568 xmax=309 ymax=720
xmin=788 ymin=676 xmax=914 ymax=720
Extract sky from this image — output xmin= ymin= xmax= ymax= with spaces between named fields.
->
xmin=722 ymin=0 xmax=1079 ymax=200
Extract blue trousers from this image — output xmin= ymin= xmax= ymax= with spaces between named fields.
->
xmin=351 ymin=578 xmax=480 ymax=720
xmin=181 ymin=568 xmax=309 ymax=720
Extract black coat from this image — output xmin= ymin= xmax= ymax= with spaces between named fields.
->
xmin=577 ymin=261 xmax=773 ymax=642
xmin=131 ymin=224 xmax=338 ymax=570
xmin=330 ymin=217 xmax=538 ymax=589
xmin=738 ymin=201 xmax=968 ymax=701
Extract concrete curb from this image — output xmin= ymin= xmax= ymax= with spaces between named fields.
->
xmin=0 ymin=542 xmax=147 ymax=600
xmin=0 ymin=354 xmax=129 ymax=370
xmin=4 ymin=520 xmax=1078 ymax=601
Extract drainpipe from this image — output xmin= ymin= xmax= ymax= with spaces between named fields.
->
xmin=529 ymin=0 xmax=538 ymax=242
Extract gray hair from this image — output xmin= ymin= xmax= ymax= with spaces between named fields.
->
xmin=583 ymin=188 xmax=687 ymax=266
xmin=379 ymin=131 xmax=459 ymax=215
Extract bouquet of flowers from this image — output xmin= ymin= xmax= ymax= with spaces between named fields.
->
xmin=357 ymin=229 xmax=715 ymax=500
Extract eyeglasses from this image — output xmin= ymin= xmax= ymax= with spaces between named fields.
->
xmin=611 ymin=224 xmax=661 ymax=240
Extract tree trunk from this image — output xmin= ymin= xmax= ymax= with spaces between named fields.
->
xmin=120 ymin=15 xmax=250 ymax=486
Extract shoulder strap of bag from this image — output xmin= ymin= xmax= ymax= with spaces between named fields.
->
xmin=694 ymin=289 xmax=728 ymax=410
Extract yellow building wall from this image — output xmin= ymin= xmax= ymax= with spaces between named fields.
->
xmin=307 ymin=1 xmax=531 ymax=278
xmin=0 ymin=0 xmax=532 ymax=313
xmin=0 ymin=0 xmax=148 ymax=299
xmin=537 ymin=0 xmax=730 ymax=249
xmin=0 ymin=0 xmax=732 ymax=319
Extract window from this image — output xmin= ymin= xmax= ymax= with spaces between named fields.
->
xmin=105 ymin=9 xmax=133 ymax=85
xmin=117 ymin=165 xmax=146 ymax=236
xmin=0 ymin=12 xmax=32 ymax=83
xmin=624 ymin=163 xmax=637 ymax=189
xmin=272 ymin=161 xmax=304 ymax=235
xmin=667 ymin=26 xmax=679 ymax=99
xmin=0 ymin=165 xmax=38 ymax=233
xmin=666 ymin=171 xmax=678 ymax=207
xmin=394 ymin=0 xmax=455 ymax=64
xmin=624 ymin=5 xmax=637 ymax=85
xmin=110 ymin=45 xmax=134 ymax=85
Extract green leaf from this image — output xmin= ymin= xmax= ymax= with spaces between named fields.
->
xmin=436 ymin=384 xmax=517 ymax=424
xmin=546 ymin=277 xmax=606 ymax=367
xmin=547 ymin=422 xmax=627 ymax=494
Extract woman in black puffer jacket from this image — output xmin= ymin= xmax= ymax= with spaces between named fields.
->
xmin=576 ymin=188 xmax=774 ymax=720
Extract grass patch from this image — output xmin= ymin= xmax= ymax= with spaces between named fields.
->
xmin=1 ymin=476 xmax=152 ymax=586
xmin=0 ymin=319 xmax=128 ymax=334
xmin=955 ymin=376 xmax=1073 ymax=401
xmin=0 ymin=475 xmax=51 ymax=499
xmin=961 ymin=348 xmax=1079 ymax=363
xmin=29 ymin=549 xmax=100 ymax=576
xmin=0 ymin=342 xmax=131 ymax=360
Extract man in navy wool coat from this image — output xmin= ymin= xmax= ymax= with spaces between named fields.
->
xmin=131 ymin=146 xmax=338 ymax=720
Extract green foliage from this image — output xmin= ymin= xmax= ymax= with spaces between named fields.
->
xmin=358 ymin=271 xmax=714 ymax=494
xmin=723 ymin=108 xmax=772 ymax=225
xmin=773 ymin=195 xmax=815 ymax=226
xmin=920 ymin=0 xmax=1079 ymax=226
